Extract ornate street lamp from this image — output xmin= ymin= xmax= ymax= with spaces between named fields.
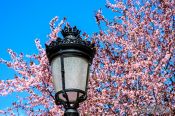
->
xmin=45 ymin=26 xmax=96 ymax=116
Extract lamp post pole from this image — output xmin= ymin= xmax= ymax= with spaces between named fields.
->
xmin=45 ymin=26 xmax=96 ymax=116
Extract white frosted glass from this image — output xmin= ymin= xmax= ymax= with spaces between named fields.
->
xmin=51 ymin=57 xmax=62 ymax=93
xmin=51 ymin=56 xmax=89 ymax=102
xmin=64 ymin=57 xmax=88 ymax=91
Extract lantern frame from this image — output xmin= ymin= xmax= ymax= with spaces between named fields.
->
xmin=45 ymin=26 xmax=95 ymax=114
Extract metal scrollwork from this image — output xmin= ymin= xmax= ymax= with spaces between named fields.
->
xmin=46 ymin=26 xmax=96 ymax=62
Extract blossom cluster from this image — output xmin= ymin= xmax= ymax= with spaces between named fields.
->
xmin=0 ymin=0 xmax=175 ymax=115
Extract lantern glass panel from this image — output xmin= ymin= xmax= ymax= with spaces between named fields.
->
xmin=51 ymin=55 xmax=89 ymax=102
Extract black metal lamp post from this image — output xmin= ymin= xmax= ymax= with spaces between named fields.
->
xmin=45 ymin=26 xmax=96 ymax=116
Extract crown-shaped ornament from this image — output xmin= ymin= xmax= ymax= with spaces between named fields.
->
xmin=61 ymin=26 xmax=81 ymax=38
xmin=46 ymin=26 xmax=96 ymax=63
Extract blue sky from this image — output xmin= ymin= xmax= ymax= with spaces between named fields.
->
xmin=0 ymin=0 xmax=109 ymax=111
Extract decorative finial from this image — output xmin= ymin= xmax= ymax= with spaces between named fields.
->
xmin=46 ymin=26 xmax=96 ymax=63
xmin=61 ymin=26 xmax=81 ymax=38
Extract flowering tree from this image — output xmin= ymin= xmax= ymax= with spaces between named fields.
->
xmin=0 ymin=0 xmax=175 ymax=115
